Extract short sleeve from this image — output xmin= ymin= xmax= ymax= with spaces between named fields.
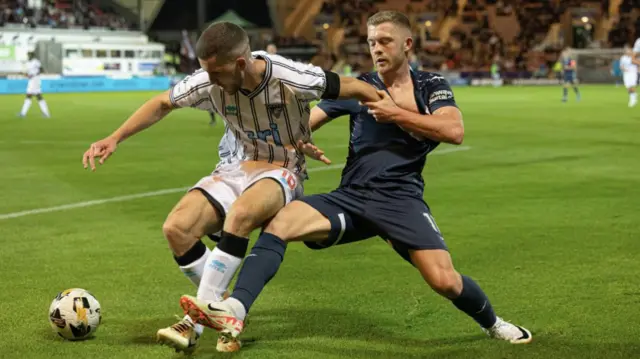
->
xmin=268 ymin=54 xmax=327 ymax=100
xmin=425 ymin=75 xmax=458 ymax=113
xmin=316 ymin=99 xmax=361 ymax=119
xmin=169 ymin=69 xmax=215 ymax=110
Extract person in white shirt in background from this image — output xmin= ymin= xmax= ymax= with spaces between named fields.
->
xmin=620 ymin=46 xmax=638 ymax=107
xmin=19 ymin=52 xmax=51 ymax=118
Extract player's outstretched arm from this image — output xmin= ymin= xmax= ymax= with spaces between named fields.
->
xmin=335 ymin=75 xmax=381 ymax=103
xmin=110 ymin=90 xmax=175 ymax=143
xmin=82 ymin=90 xmax=174 ymax=171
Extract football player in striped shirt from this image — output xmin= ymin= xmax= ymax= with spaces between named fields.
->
xmin=181 ymin=11 xmax=532 ymax=352
xmin=82 ymin=21 xmax=384 ymax=353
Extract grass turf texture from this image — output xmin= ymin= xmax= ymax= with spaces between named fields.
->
xmin=0 ymin=86 xmax=638 ymax=358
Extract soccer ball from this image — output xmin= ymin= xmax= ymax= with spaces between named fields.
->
xmin=49 ymin=288 xmax=102 ymax=340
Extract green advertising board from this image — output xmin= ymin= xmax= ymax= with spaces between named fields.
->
xmin=0 ymin=45 xmax=16 ymax=60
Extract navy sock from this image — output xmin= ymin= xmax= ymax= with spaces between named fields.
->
xmin=230 ymin=232 xmax=287 ymax=312
xmin=563 ymin=87 xmax=568 ymax=97
xmin=451 ymin=275 xmax=497 ymax=329
xmin=573 ymin=86 xmax=580 ymax=95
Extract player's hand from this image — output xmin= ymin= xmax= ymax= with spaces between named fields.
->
xmin=297 ymin=140 xmax=331 ymax=165
xmin=82 ymin=136 xmax=118 ymax=171
xmin=364 ymin=90 xmax=399 ymax=123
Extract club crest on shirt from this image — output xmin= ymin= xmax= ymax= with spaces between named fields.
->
xmin=225 ymin=104 xmax=238 ymax=116
xmin=267 ymin=103 xmax=285 ymax=119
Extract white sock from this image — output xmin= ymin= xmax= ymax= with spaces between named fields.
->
xmin=20 ymin=98 xmax=32 ymax=116
xmin=178 ymin=247 xmax=211 ymax=287
xmin=224 ymin=297 xmax=247 ymax=321
xmin=631 ymin=93 xmax=637 ymax=103
xmin=183 ymin=315 xmax=204 ymax=335
xmin=196 ymin=247 xmax=243 ymax=302
xmin=38 ymin=99 xmax=50 ymax=117
xmin=177 ymin=246 xmax=210 ymax=335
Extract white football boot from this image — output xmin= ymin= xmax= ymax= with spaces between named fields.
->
xmin=180 ymin=295 xmax=244 ymax=352
xmin=157 ymin=317 xmax=200 ymax=353
xmin=482 ymin=316 xmax=533 ymax=344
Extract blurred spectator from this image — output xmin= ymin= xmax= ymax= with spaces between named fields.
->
xmin=0 ymin=0 xmax=131 ymax=30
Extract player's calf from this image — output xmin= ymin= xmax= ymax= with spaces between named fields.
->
xmin=409 ymin=248 xmax=532 ymax=344
xmin=410 ymin=249 xmax=496 ymax=326
xmin=19 ymin=94 xmax=33 ymax=117
xmin=628 ymin=87 xmax=637 ymax=107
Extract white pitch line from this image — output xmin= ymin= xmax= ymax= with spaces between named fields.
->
xmin=0 ymin=146 xmax=470 ymax=221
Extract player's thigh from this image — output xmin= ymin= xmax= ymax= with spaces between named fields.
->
xmin=224 ymin=162 xmax=303 ymax=234
xmin=624 ymin=74 xmax=637 ymax=89
xmin=164 ymin=189 xmax=223 ymax=239
xmin=293 ymin=189 xmax=376 ymax=249
xmin=372 ymin=196 xmax=460 ymax=295
xmin=372 ymin=194 xmax=448 ymax=254
xmin=27 ymin=78 xmax=41 ymax=94
xmin=263 ymin=200 xmax=333 ymax=242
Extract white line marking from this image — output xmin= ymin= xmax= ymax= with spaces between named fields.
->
xmin=0 ymin=146 xmax=471 ymax=220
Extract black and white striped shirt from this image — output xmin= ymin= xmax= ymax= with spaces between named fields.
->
xmin=170 ymin=51 xmax=326 ymax=178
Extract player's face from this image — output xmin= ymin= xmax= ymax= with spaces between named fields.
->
xmin=367 ymin=22 xmax=411 ymax=74
xmin=199 ymin=57 xmax=245 ymax=94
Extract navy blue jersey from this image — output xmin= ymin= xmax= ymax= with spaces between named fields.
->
xmin=562 ymin=57 xmax=575 ymax=74
xmin=317 ymin=71 xmax=458 ymax=195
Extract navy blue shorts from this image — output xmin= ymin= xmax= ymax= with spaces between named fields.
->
xmin=563 ymin=72 xmax=576 ymax=84
xmin=300 ymin=187 xmax=448 ymax=256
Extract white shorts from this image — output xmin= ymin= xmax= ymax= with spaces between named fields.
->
xmin=26 ymin=76 xmax=42 ymax=95
xmin=623 ymin=72 xmax=638 ymax=89
xmin=191 ymin=161 xmax=304 ymax=219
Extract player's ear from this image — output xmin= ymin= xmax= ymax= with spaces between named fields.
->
xmin=236 ymin=57 xmax=247 ymax=70
xmin=404 ymin=36 xmax=413 ymax=53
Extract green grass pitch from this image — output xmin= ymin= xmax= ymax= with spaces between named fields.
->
xmin=0 ymin=86 xmax=639 ymax=358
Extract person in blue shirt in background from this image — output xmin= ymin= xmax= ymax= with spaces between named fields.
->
xmin=611 ymin=56 xmax=622 ymax=87
xmin=561 ymin=48 xmax=581 ymax=102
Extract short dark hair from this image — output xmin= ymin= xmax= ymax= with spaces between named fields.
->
xmin=196 ymin=22 xmax=250 ymax=61
xmin=367 ymin=11 xmax=411 ymax=31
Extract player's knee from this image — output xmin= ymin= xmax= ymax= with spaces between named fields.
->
xmin=425 ymin=268 xmax=462 ymax=299
xmin=162 ymin=217 xmax=184 ymax=243
xmin=36 ymin=94 xmax=43 ymax=101
xmin=263 ymin=201 xmax=316 ymax=241
xmin=224 ymin=204 xmax=257 ymax=237
xmin=162 ymin=215 xmax=202 ymax=256
xmin=263 ymin=214 xmax=293 ymax=241
xmin=26 ymin=94 xmax=32 ymax=99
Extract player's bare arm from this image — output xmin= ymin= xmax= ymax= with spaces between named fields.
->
xmin=82 ymin=90 xmax=174 ymax=171
xmin=296 ymin=106 xmax=333 ymax=165
xmin=336 ymin=75 xmax=381 ymax=103
xmin=309 ymin=105 xmax=332 ymax=132
xmin=365 ymin=90 xmax=464 ymax=145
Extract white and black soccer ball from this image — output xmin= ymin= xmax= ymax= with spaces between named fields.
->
xmin=49 ymin=288 xmax=102 ymax=340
